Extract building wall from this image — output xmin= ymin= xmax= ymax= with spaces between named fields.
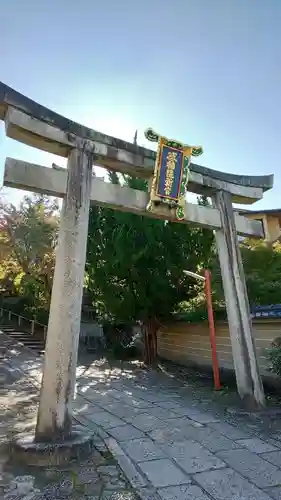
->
xmin=157 ymin=319 xmax=281 ymax=376
xmin=266 ymin=215 xmax=281 ymax=242
xmin=245 ymin=213 xmax=268 ymax=239
xmin=245 ymin=213 xmax=281 ymax=242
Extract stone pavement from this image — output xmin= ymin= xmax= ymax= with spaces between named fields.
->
xmin=1 ymin=332 xmax=281 ymax=500
xmin=0 ymin=334 xmax=139 ymax=500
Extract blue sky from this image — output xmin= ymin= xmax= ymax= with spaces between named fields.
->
xmin=1 ymin=0 xmax=280 ymax=209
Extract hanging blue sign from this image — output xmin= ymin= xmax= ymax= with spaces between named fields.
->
xmin=156 ymin=146 xmax=186 ymax=201
xmin=144 ymin=128 xmax=203 ymax=220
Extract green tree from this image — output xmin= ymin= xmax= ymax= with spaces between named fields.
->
xmin=211 ymin=238 xmax=281 ymax=308
xmin=241 ymin=239 xmax=281 ymax=305
xmin=86 ymin=174 xmax=214 ymax=358
xmin=0 ymin=194 xmax=59 ymax=319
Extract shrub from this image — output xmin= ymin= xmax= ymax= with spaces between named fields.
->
xmin=267 ymin=337 xmax=281 ymax=377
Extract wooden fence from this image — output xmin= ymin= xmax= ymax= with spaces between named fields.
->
xmin=0 ymin=308 xmax=47 ymax=339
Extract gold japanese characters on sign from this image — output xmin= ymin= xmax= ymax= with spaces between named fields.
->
xmin=164 ymin=151 xmax=178 ymax=196
xmin=144 ymin=128 xmax=203 ymax=220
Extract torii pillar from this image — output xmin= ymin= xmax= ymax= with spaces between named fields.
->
xmin=35 ymin=143 xmax=93 ymax=441
xmin=213 ymin=191 xmax=265 ymax=409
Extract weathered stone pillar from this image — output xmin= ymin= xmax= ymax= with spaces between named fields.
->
xmin=212 ymin=190 xmax=265 ymax=409
xmin=36 ymin=142 xmax=93 ymax=441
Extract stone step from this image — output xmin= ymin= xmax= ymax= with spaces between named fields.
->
xmin=1 ymin=323 xmax=46 ymax=355
xmin=1 ymin=327 xmax=30 ymax=331
xmin=4 ymin=334 xmax=39 ymax=341
xmin=2 ymin=331 xmax=31 ymax=336
xmin=10 ymin=338 xmax=44 ymax=346
xmin=1 ymin=328 xmax=32 ymax=334
xmin=2 ymin=330 xmax=44 ymax=341
xmin=17 ymin=340 xmax=44 ymax=346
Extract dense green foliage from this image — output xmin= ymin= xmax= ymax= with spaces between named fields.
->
xmin=1 ymin=187 xmax=281 ymax=341
xmin=86 ymin=174 xmax=214 ymax=326
xmin=211 ymin=238 xmax=281 ymax=308
xmin=267 ymin=337 xmax=281 ymax=377
xmin=241 ymin=239 xmax=281 ymax=305
xmin=0 ymin=194 xmax=59 ymax=321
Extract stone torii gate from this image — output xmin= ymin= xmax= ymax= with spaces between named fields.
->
xmin=0 ymin=83 xmax=274 ymax=449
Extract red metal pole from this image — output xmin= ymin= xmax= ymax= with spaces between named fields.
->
xmin=204 ymin=269 xmax=221 ymax=390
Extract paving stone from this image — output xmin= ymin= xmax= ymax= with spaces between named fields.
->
xmin=262 ymin=450 xmax=281 ymax=468
xmin=102 ymin=491 xmax=140 ymax=499
xmin=73 ymin=413 xmax=93 ymax=428
xmin=56 ymin=478 xmax=74 ymax=494
xmin=79 ymin=383 xmax=111 ymax=394
xmin=95 ymin=427 xmax=111 ymax=442
xmin=5 ymin=333 xmax=281 ymax=500
xmin=102 ymin=476 xmax=128 ymax=491
xmin=75 ymin=496 xmax=99 ymax=500
xmin=217 ymin=448 xmax=281 ymax=488
xmin=191 ymin=421 xmax=204 ymax=428
xmin=75 ymin=414 xmax=111 ymax=441
xmin=182 ymin=425 xmax=240 ymax=452
xmin=77 ymin=466 xmax=100 ymax=483
xmin=149 ymin=427 xmax=187 ymax=445
xmin=89 ymin=396 xmax=119 ymax=409
xmin=81 ymin=393 xmax=116 ymax=408
xmin=94 ymin=439 xmax=109 ymax=454
xmin=105 ymin=403 xmax=148 ymax=419
xmin=139 ymin=458 xmax=191 ymax=488
xmin=84 ymin=410 xmax=126 ymax=429
xmin=4 ymin=475 xmax=38 ymax=498
xmin=131 ymin=393 xmax=169 ymax=404
xmin=236 ymin=437 xmax=278 ymax=454
xmin=125 ymin=398 xmax=156 ymax=409
xmin=155 ymin=401 xmax=185 ymax=411
xmin=267 ymin=438 xmax=281 ymax=450
xmin=105 ymin=437 xmax=148 ymax=488
xmin=145 ymin=406 xmax=179 ymax=420
xmin=208 ymin=421 xmax=252 ymax=440
xmin=111 ymin=390 xmax=155 ymax=408
xmin=182 ymin=408 xmax=219 ymax=423
xmin=113 ymin=398 xmax=150 ymax=410
xmin=105 ymin=403 xmax=134 ymax=419
xmin=156 ymin=416 xmax=193 ymax=430
xmin=108 ymin=424 xmax=145 ymax=442
xmin=272 ymin=433 xmax=281 ymax=442
xmin=125 ymin=414 xmax=167 ymax=432
xmin=107 ymin=389 xmax=130 ymax=400
xmin=264 ymin=486 xmax=281 ymax=500
xmin=122 ymin=390 xmax=150 ymax=401
xmin=83 ymin=479 xmax=104 ymax=496
xmin=122 ymin=438 xmax=166 ymax=463
xmin=157 ymin=484 xmax=211 ymax=500
xmin=194 ymin=467 xmax=273 ymax=500
xmin=161 ymin=439 xmax=225 ymax=474
xmin=97 ymin=465 xmax=120 ymax=477
xmin=23 ymin=492 xmax=45 ymax=500
xmin=138 ymin=486 xmax=161 ymax=500
xmin=165 ymin=406 xmax=198 ymax=417
xmin=43 ymin=483 xmax=71 ymax=499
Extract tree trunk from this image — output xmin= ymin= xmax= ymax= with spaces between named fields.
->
xmin=143 ymin=318 xmax=158 ymax=366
